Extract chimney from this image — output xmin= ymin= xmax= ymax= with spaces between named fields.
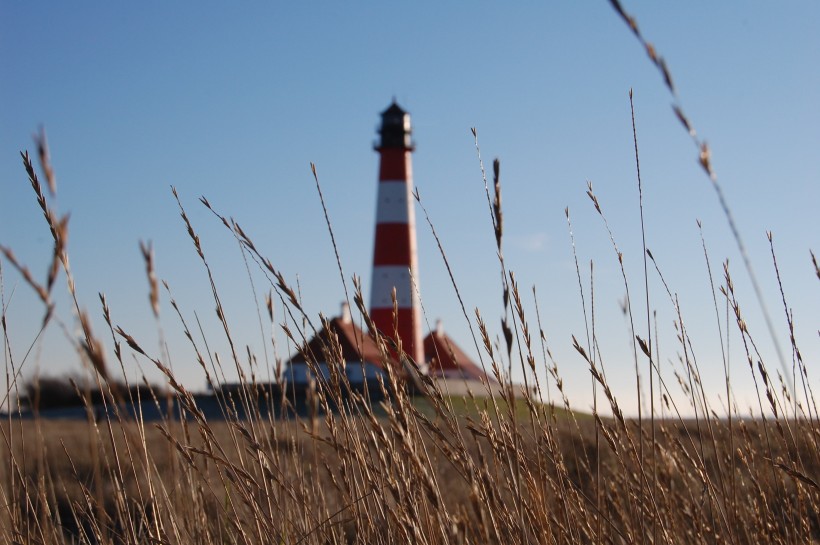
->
xmin=340 ymin=301 xmax=352 ymax=324
xmin=435 ymin=319 xmax=444 ymax=337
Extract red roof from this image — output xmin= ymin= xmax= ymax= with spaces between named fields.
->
xmin=423 ymin=326 xmax=494 ymax=382
xmin=288 ymin=310 xmax=492 ymax=384
xmin=288 ymin=313 xmax=397 ymax=371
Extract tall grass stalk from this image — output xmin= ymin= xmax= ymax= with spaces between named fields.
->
xmin=1 ymin=5 xmax=818 ymax=545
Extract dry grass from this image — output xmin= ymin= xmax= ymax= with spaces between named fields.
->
xmin=2 ymin=401 xmax=818 ymax=544
xmin=2 ymin=4 xmax=819 ymax=544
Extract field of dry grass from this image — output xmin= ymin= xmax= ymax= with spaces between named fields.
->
xmin=2 ymin=2 xmax=819 ymax=544
xmin=3 ymin=399 xmax=818 ymax=544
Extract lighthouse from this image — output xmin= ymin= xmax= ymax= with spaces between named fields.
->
xmin=369 ymin=101 xmax=424 ymax=367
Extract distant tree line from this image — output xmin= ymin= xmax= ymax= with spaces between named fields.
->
xmin=16 ymin=375 xmax=165 ymax=411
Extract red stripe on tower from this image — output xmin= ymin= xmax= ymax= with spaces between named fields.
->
xmin=370 ymin=101 xmax=423 ymax=368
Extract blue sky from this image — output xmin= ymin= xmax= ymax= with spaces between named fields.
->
xmin=1 ymin=2 xmax=818 ymax=415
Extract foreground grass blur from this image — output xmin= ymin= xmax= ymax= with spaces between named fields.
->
xmin=2 ymin=3 xmax=818 ymax=543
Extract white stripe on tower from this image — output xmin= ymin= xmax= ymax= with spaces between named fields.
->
xmin=371 ymin=266 xmax=414 ymax=308
xmin=370 ymin=101 xmax=423 ymax=367
xmin=375 ymin=181 xmax=411 ymax=223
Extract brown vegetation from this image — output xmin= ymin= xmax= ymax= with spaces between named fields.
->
xmin=2 ymin=3 xmax=818 ymax=544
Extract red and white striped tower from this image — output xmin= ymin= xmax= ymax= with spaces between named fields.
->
xmin=370 ymin=101 xmax=424 ymax=367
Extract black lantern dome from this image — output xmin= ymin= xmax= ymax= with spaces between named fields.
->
xmin=376 ymin=101 xmax=414 ymax=150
